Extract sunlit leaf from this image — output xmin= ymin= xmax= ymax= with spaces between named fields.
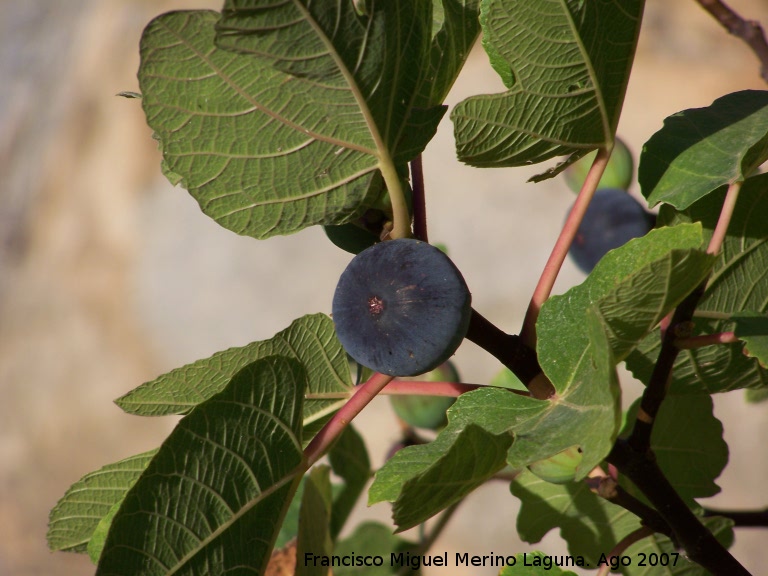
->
xmin=452 ymin=0 xmax=644 ymax=172
xmin=641 ymin=90 xmax=768 ymax=209
xmin=96 ymin=356 xmax=306 ymax=575
xmin=116 ymin=314 xmax=351 ymax=437
xmin=47 ymin=450 xmax=158 ymax=554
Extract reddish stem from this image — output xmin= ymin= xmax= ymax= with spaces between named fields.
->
xmin=520 ymin=147 xmax=611 ymax=347
xmin=304 ymin=372 xmax=393 ymax=467
xmin=675 ymin=331 xmax=739 ymax=349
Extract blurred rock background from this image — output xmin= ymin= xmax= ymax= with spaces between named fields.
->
xmin=1 ymin=1 xmax=767 ymax=574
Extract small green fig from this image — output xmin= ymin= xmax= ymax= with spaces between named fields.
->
xmin=389 ymin=361 xmax=460 ymax=430
xmin=564 ymin=137 xmax=634 ymax=193
xmin=527 ymin=445 xmax=584 ymax=484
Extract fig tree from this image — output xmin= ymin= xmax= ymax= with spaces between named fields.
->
xmin=332 ymin=239 xmax=471 ymax=376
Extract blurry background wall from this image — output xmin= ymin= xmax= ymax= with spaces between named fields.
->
xmin=1 ymin=1 xmax=767 ymax=574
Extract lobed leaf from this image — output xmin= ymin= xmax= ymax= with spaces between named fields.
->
xmin=138 ymin=5 xmax=448 ymax=239
xmin=621 ymin=395 xmax=728 ymax=502
xmin=538 ymin=224 xmax=714 ymax=387
xmin=115 ymin=314 xmax=352 ymax=437
xmin=47 ymin=450 xmax=158 ymax=554
xmin=452 ymin=0 xmax=644 ymax=172
xmin=510 ymin=469 xmax=641 ymax=565
xmin=96 ymin=356 xmax=306 ymax=575
xmin=369 ymin=311 xmax=619 ymax=532
xmin=627 ymin=176 xmax=768 ymax=394
xmin=640 ymin=90 xmax=768 ymax=210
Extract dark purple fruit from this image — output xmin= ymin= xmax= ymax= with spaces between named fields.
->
xmin=568 ymin=188 xmax=656 ymax=274
xmin=332 ymin=239 xmax=471 ymax=376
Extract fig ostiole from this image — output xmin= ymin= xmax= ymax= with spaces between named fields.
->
xmin=527 ymin=445 xmax=584 ymax=484
xmin=332 ymin=239 xmax=472 ymax=377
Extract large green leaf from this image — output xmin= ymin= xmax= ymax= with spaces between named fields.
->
xmin=47 ymin=450 xmax=158 ymax=554
xmin=510 ymin=469 xmax=641 ymax=565
xmin=139 ymin=8 xmax=443 ymax=239
xmin=451 ymin=0 xmax=644 ymax=171
xmin=640 ymin=90 xmax=768 ymax=209
xmin=115 ymin=314 xmax=352 ymax=436
xmin=96 ymin=356 xmax=306 ymax=575
xmin=415 ymin=0 xmax=482 ymax=107
xmin=621 ymin=395 xmax=728 ymax=502
xmin=369 ymin=309 xmax=620 ymax=531
xmin=627 ymin=176 xmax=768 ymax=394
xmin=369 ymin=420 xmax=513 ymax=531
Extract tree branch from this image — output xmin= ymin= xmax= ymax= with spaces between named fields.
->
xmin=704 ymin=507 xmax=768 ymax=528
xmin=696 ymin=0 xmax=768 ymax=83
xmin=607 ymin=439 xmax=751 ymax=575
xmin=410 ymin=155 xmax=428 ymax=242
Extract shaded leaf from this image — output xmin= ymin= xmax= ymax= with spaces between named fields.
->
xmin=452 ymin=0 xmax=643 ymax=170
xmin=96 ymin=356 xmax=306 ymax=575
xmin=296 ymin=467 xmax=333 ymax=576
xmin=510 ymin=469 xmax=641 ymax=564
xmin=47 ymin=449 xmax=158 ymax=553
xmin=621 ymin=516 xmax=734 ymax=576
xmin=369 ymin=422 xmax=512 ymax=531
xmin=538 ymin=224 xmax=714 ymax=386
xmin=87 ymin=501 xmax=121 ymax=564
xmin=498 ymin=552 xmax=580 ymax=575
xmin=115 ymin=314 xmax=351 ymax=438
xmin=621 ymin=395 xmax=728 ymax=502
xmin=328 ymin=425 xmax=371 ymax=540
xmin=732 ymin=312 xmax=768 ymax=368
xmin=627 ymin=176 xmax=768 ymax=393
xmin=641 ymin=90 xmax=768 ymax=209
xmin=333 ymin=522 xmax=419 ymax=576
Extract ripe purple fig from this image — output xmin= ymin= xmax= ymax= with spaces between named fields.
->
xmin=332 ymin=239 xmax=471 ymax=377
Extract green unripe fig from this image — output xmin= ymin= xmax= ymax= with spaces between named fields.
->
xmin=564 ymin=137 xmax=634 ymax=193
xmin=389 ymin=361 xmax=459 ymax=430
xmin=527 ymin=445 xmax=584 ymax=484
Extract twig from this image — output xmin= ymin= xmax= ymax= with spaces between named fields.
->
xmin=628 ymin=181 xmax=742 ymax=452
xmin=590 ymin=476 xmax=674 ymax=538
xmin=411 ymin=155 xmax=428 ymax=242
xmin=675 ymin=331 xmax=739 ymax=349
xmin=607 ymin=440 xmax=751 ymax=575
xmin=703 ymin=507 xmax=768 ymax=528
xmin=465 ymin=309 xmax=555 ymax=399
xmin=695 ymin=0 xmax=768 ymax=83
xmin=520 ymin=147 xmax=611 ymax=347
xmin=304 ymin=372 xmax=394 ymax=467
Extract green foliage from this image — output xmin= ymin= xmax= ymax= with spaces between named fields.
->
xmin=452 ymin=0 xmax=643 ymax=175
xmin=49 ymin=2 xmax=768 ymax=575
